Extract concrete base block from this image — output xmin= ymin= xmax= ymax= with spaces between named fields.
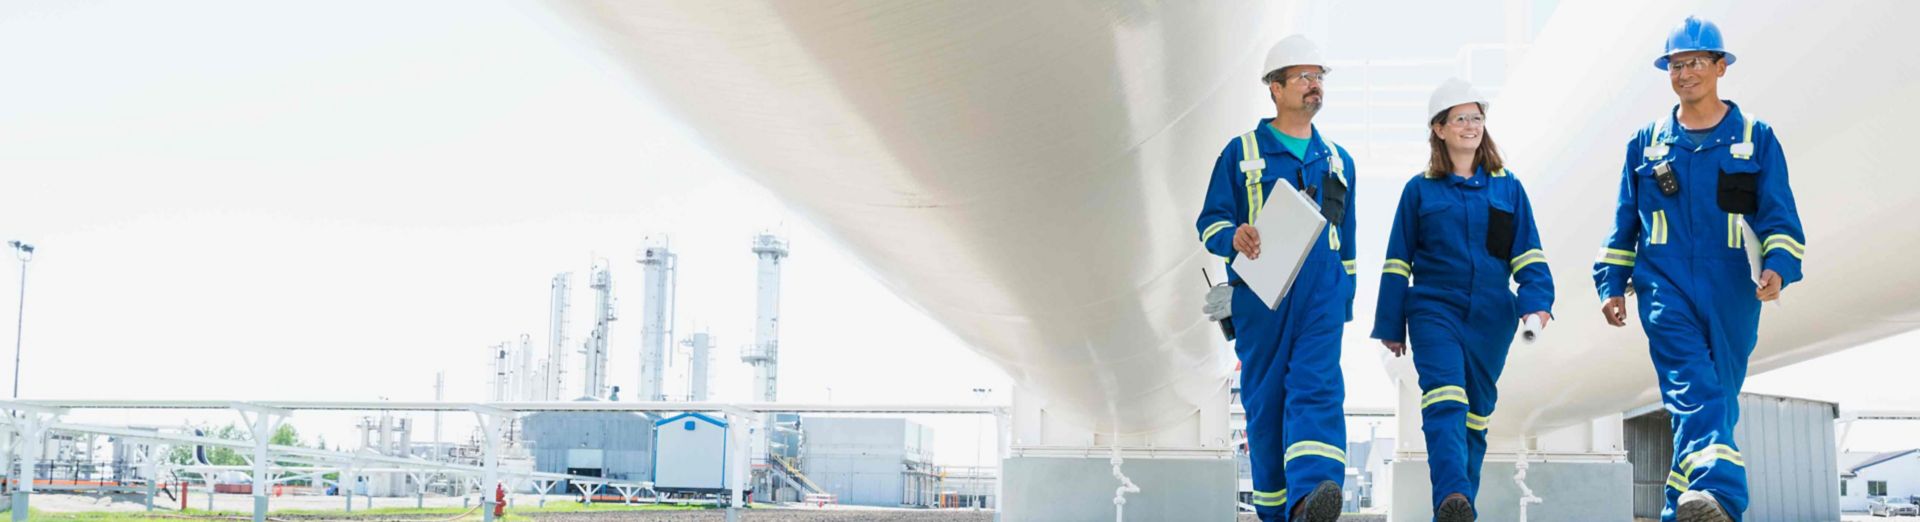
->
xmin=1003 ymin=455 xmax=1236 ymax=522
xmin=1390 ymin=457 xmax=1631 ymax=522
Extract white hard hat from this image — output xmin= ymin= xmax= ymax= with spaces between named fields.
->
xmin=1263 ymin=35 xmax=1330 ymax=79
xmin=1427 ymin=77 xmax=1489 ymax=121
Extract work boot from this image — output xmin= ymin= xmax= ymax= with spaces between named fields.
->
xmin=1436 ymin=492 xmax=1475 ymax=522
xmin=1676 ymin=490 xmax=1732 ymax=522
xmin=1290 ymin=480 xmax=1342 ymax=522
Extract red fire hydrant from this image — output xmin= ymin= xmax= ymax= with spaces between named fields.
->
xmin=494 ymin=482 xmax=506 ymax=518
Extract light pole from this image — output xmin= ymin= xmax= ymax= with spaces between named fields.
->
xmin=8 ymin=240 xmax=33 ymax=400
xmin=971 ymin=387 xmax=991 ymax=509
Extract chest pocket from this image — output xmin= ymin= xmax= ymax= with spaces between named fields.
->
xmin=1486 ymin=198 xmax=1516 ymax=260
xmin=1319 ymin=169 xmax=1349 ymax=225
xmin=1718 ymin=156 xmax=1761 ymax=214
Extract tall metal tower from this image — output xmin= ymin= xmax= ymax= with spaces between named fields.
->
xmin=682 ymin=331 xmax=713 ymax=402
xmin=581 ymin=263 xmax=616 ymax=400
xmin=545 ymin=272 xmax=571 ymax=401
xmin=638 ymin=244 xmax=677 ymax=402
xmin=489 ymin=342 xmax=510 ymax=402
xmin=514 ymin=334 xmax=533 ymax=401
xmin=743 ymin=233 xmax=788 ymax=403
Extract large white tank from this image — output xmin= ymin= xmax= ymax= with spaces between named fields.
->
xmin=549 ymin=1 xmax=1298 ymax=434
xmin=1470 ymin=0 xmax=1920 ymax=434
xmin=547 ymin=0 xmax=1920 ymax=437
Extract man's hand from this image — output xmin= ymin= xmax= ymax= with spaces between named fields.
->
xmin=1601 ymin=296 xmax=1628 ymax=327
xmin=1757 ymin=269 xmax=1783 ymax=302
xmin=1233 ymin=225 xmax=1261 ymax=260
xmin=1381 ymin=340 xmax=1406 ymax=358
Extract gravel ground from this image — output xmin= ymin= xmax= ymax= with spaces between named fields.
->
xmin=530 ymin=511 xmax=1388 ymax=521
xmin=531 ymin=510 xmax=995 ymax=522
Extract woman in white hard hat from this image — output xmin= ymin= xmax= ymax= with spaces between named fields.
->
xmin=1369 ymin=78 xmax=1555 ymax=522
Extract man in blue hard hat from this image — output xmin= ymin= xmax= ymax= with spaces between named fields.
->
xmin=1195 ymin=34 xmax=1356 ymax=522
xmin=1593 ymin=15 xmax=1807 ymax=522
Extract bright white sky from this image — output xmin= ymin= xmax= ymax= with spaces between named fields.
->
xmin=0 ymin=0 xmax=1015 ymax=465
xmin=0 ymin=0 xmax=1913 ymax=471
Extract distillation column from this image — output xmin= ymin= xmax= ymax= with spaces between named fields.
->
xmin=744 ymin=234 xmax=787 ymax=404
xmin=639 ymin=244 xmax=676 ymax=402
xmin=743 ymin=233 xmax=788 ymax=476
xmin=582 ymin=264 xmax=616 ymax=400
xmin=545 ymin=272 xmax=571 ymax=401
xmin=684 ymin=331 xmax=713 ymax=402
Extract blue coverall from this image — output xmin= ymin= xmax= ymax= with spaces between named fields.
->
xmin=1196 ymin=118 xmax=1356 ymax=521
xmin=1371 ymin=167 xmax=1554 ymax=512
xmin=1593 ymin=103 xmax=1806 ymax=522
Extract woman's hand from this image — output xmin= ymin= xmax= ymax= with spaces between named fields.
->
xmin=1381 ymin=340 xmax=1407 ymax=358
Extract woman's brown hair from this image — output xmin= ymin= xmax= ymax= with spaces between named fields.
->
xmin=1425 ymin=103 xmax=1504 ymax=179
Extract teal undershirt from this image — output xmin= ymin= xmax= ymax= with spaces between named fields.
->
xmin=1266 ymin=124 xmax=1311 ymax=161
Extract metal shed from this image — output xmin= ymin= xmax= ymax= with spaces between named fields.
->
xmin=521 ymin=407 xmax=657 ymax=486
xmin=652 ymin=412 xmax=728 ymax=492
xmin=800 ymin=416 xmax=939 ymax=507
xmin=1626 ymin=393 xmax=1839 ymax=521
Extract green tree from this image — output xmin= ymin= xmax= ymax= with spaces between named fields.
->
xmin=167 ymin=422 xmax=311 ymax=467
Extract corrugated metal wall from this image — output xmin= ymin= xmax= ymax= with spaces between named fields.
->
xmin=801 ymin=417 xmax=929 ymax=507
xmin=1625 ymin=394 xmax=1839 ymax=521
xmin=522 ymin=411 xmax=656 ymax=483
xmin=1736 ymin=394 xmax=1840 ymax=520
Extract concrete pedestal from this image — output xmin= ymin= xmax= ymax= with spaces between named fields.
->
xmin=1389 ymin=456 xmax=1630 ymax=522
xmin=1003 ymin=455 xmax=1236 ymax=522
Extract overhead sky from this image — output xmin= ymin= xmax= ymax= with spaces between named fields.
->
xmin=0 ymin=0 xmax=1016 ymax=464
xmin=1 ymin=0 xmax=1914 ymax=469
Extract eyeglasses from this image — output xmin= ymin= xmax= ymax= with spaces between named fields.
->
xmin=1446 ymin=114 xmax=1485 ymax=128
xmin=1287 ymin=72 xmax=1327 ymax=85
xmin=1668 ymin=56 xmax=1720 ymax=73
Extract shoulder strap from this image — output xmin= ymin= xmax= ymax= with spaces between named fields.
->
xmin=1731 ymin=112 xmax=1759 ymax=159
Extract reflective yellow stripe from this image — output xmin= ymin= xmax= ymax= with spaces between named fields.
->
xmin=1728 ymin=214 xmax=1742 ymax=249
xmin=1763 ymin=234 xmax=1805 ymax=259
xmin=1659 ymin=211 xmax=1668 ymax=244
xmin=1421 ymin=385 xmax=1469 ymax=409
xmin=1383 ymin=259 xmax=1412 ymax=278
xmin=1328 ymin=226 xmax=1340 ymax=250
xmin=1284 ymin=440 xmax=1348 ymax=465
xmin=1465 ymin=412 xmax=1490 ymax=431
xmin=1491 ymin=168 xmax=1509 ymax=178
xmin=1342 ymin=259 xmax=1357 ymax=276
xmin=1327 ymin=142 xmax=1345 ymax=176
xmin=1251 ymin=489 xmax=1287 ymax=506
xmin=1242 ymin=132 xmax=1265 ymax=225
xmin=1678 ymin=444 xmax=1746 ymax=476
xmin=1597 ymin=247 xmax=1636 ymax=267
xmin=1649 ymin=211 xmax=1668 ymax=245
xmin=1668 ymin=471 xmax=1691 ymax=492
xmin=1509 ymin=249 xmax=1547 ymax=275
xmin=1732 ymin=113 xmax=1758 ymax=159
xmin=1201 ymin=220 xmax=1234 ymax=244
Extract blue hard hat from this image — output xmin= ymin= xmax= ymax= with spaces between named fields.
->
xmin=1656 ymin=16 xmax=1736 ymax=71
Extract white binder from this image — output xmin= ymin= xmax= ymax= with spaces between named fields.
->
xmin=1231 ymin=185 xmax=1328 ymax=310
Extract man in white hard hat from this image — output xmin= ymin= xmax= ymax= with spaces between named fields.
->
xmin=1195 ymin=34 xmax=1356 ymax=522
xmin=1593 ymin=16 xmax=1807 ymax=522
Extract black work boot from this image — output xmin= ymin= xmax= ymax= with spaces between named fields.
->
xmin=1676 ymin=490 xmax=1732 ymax=522
xmin=1436 ymin=492 xmax=1475 ymax=522
xmin=1290 ymin=480 xmax=1342 ymax=522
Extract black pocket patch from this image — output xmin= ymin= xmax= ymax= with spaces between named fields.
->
xmin=1718 ymin=173 xmax=1759 ymax=214
xmin=1487 ymin=207 xmax=1516 ymax=259
xmin=1319 ymin=171 xmax=1348 ymax=225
